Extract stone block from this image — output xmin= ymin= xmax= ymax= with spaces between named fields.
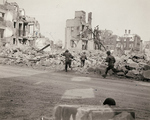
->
xmin=90 ymin=110 xmax=134 ymax=120
xmin=112 ymin=111 xmax=135 ymax=120
xmin=125 ymin=71 xmax=136 ymax=78
xmin=117 ymin=72 xmax=125 ymax=76
xmin=87 ymin=67 xmax=95 ymax=72
xmin=128 ymin=63 xmax=139 ymax=69
xmin=131 ymin=70 xmax=139 ymax=75
xmin=53 ymin=105 xmax=79 ymax=120
xmin=143 ymin=65 xmax=150 ymax=70
xmin=143 ymin=70 xmax=150 ymax=79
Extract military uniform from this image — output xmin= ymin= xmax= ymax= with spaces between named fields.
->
xmin=62 ymin=50 xmax=73 ymax=72
xmin=102 ymin=51 xmax=116 ymax=78
xmin=80 ymin=53 xmax=87 ymax=67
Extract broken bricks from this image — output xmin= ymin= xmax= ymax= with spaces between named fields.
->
xmin=0 ymin=46 xmax=150 ymax=81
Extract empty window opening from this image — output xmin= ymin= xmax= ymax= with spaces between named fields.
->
xmin=19 ymin=23 xmax=22 ymax=36
xmin=82 ymin=41 xmax=87 ymax=50
xmin=13 ymin=38 xmax=16 ymax=44
xmin=82 ymin=25 xmax=84 ymax=31
xmin=70 ymin=40 xmax=76 ymax=48
xmin=0 ymin=12 xmax=5 ymax=18
xmin=23 ymin=24 xmax=27 ymax=36
xmin=0 ymin=13 xmax=4 ymax=21
xmin=23 ymin=39 xmax=27 ymax=44
xmin=14 ymin=22 xmax=16 ymax=28
xmin=19 ymin=23 xmax=22 ymax=29
xmin=19 ymin=39 xmax=22 ymax=44
xmin=0 ymin=29 xmax=4 ymax=38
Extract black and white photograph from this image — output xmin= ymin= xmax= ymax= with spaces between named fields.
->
xmin=0 ymin=0 xmax=150 ymax=120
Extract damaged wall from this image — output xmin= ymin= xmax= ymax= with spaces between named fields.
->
xmin=0 ymin=1 xmax=42 ymax=47
xmin=116 ymin=30 xmax=142 ymax=55
xmin=65 ymin=11 xmax=94 ymax=50
xmin=35 ymin=37 xmax=51 ymax=52
xmin=0 ymin=3 xmax=14 ymax=45
xmin=65 ymin=11 xmax=143 ymax=53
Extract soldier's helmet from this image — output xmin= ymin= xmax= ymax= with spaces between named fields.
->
xmin=103 ymin=98 xmax=116 ymax=106
xmin=65 ymin=50 xmax=69 ymax=52
xmin=106 ymin=51 xmax=111 ymax=55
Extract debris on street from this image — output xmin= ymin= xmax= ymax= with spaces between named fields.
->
xmin=0 ymin=45 xmax=150 ymax=81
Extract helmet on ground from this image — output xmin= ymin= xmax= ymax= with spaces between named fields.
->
xmin=103 ymin=98 xmax=116 ymax=106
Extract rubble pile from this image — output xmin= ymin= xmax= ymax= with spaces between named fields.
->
xmin=0 ymin=45 xmax=150 ymax=81
xmin=0 ymin=45 xmax=63 ymax=70
xmin=70 ymin=50 xmax=150 ymax=81
xmin=70 ymin=50 xmax=107 ymax=74
xmin=115 ymin=53 xmax=150 ymax=80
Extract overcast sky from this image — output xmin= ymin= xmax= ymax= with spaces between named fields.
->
xmin=1 ymin=0 xmax=150 ymax=44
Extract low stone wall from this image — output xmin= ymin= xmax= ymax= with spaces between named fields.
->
xmin=53 ymin=105 xmax=135 ymax=120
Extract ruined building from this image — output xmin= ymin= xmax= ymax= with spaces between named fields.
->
xmin=65 ymin=11 xmax=94 ymax=50
xmin=65 ymin=11 xmax=143 ymax=53
xmin=93 ymin=28 xmax=142 ymax=55
xmin=0 ymin=1 xmax=41 ymax=46
xmin=115 ymin=30 xmax=142 ymax=55
xmin=93 ymin=28 xmax=117 ymax=51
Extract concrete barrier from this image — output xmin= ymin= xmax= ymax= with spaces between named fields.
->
xmin=53 ymin=105 xmax=135 ymax=120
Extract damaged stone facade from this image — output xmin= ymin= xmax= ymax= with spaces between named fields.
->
xmin=115 ymin=30 xmax=142 ymax=55
xmin=65 ymin=11 xmax=142 ymax=53
xmin=0 ymin=1 xmax=41 ymax=46
xmin=65 ymin=11 xmax=94 ymax=50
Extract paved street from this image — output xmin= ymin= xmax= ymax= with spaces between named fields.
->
xmin=0 ymin=65 xmax=150 ymax=120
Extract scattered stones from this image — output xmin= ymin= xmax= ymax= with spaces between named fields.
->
xmin=0 ymin=45 xmax=150 ymax=81
xmin=126 ymin=71 xmax=136 ymax=78
xmin=117 ymin=72 xmax=125 ymax=76
xmin=143 ymin=70 xmax=150 ymax=79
